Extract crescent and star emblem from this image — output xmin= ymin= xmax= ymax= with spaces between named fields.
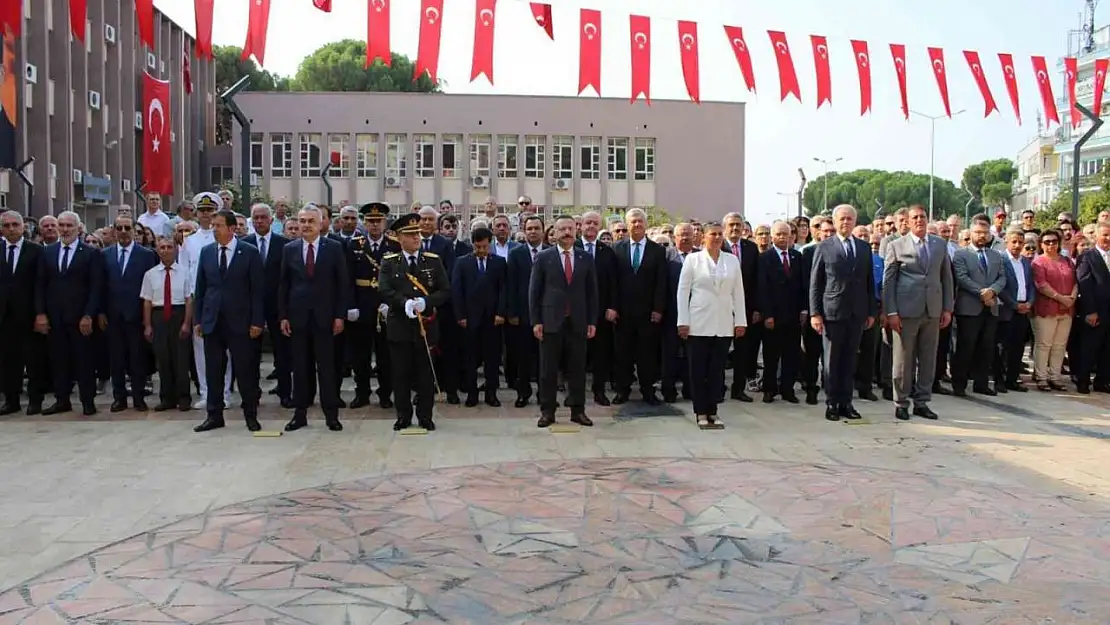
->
xmin=633 ymin=32 xmax=648 ymax=49
xmin=933 ymin=59 xmax=944 ymax=74
xmin=972 ymin=63 xmax=981 ymax=76
xmin=1037 ymin=70 xmax=1048 ymax=82
xmin=858 ymin=52 xmax=869 ymax=68
xmin=895 ymin=58 xmax=905 ymax=73
xmin=583 ymin=22 xmax=597 ymax=40
xmin=1004 ymin=65 xmax=1014 ymax=78
xmin=681 ymin=33 xmax=695 ymax=50
xmin=775 ymin=41 xmax=788 ymax=55
xmin=732 ymin=38 xmax=746 ymax=52
xmin=479 ymin=8 xmax=493 ymax=26
xmin=534 ymin=14 xmax=545 ymax=24
xmin=371 ymin=0 xmax=386 ymax=12
xmin=1099 ymin=70 xmax=1105 ymax=83
xmin=148 ymin=97 xmax=165 ymax=152
xmin=424 ymin=6 xmax=439 ymax=23
xmin=1067 ymin=70 xmax=1074 ymax=81
xmin=816 ymin=44 xmax=827 ymax=59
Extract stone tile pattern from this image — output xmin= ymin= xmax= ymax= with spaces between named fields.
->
xmin=2 ymin=458 xmax=1110 ymax=624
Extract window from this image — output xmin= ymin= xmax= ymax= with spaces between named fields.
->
xmin=299 ymin=133 xmax=321 ymax=178
xmin=607 ymin=138 xmax=628 ymax=181
xmin=469 ymin=134 xmax=491 ymax=178
xmin=249 ymin=133 xmax=263 ymax=177
xmin=442 ymin=134 xmax=461 ymax=178
xmin=580 ymin=137 xmax=601 ymax=180
xmin=356 ymin=133 xmax=378 ymax=178
xmin=553 ymin=136 xmax=574 ymax=180
xmin=386 ymin=133 xmax=407 ymax=179
xmin=211 ymin=166 xmax=233 ymax=185
xmin=634 ymin=138 xmax=656 ymax=181
xmin=271 ymin=133 xmax=292 ymax=178
xmin=498 ymin=136 xmax=518 ymax=179
xmin=328 ymin=133 xmax=350 ymax=178
xmin=524 ymin=136 xmax=546 ymax=179
xmin=415 ymin=134 xmax=435 ymax=178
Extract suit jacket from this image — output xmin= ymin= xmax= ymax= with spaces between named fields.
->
xmin=529 ymin=245 xmax=598 ymax=336
xmin=194 ymin=240 xmax=265 ymax=335
xmin=453 ymin=239 xmax=473 ymax=258
xmin=278 ymin=237 xmax=350 ymax=332
xmin=676 ymin=250 xmax=748 ymax=337
xmin=102 ymin=244 xmax=158 ymax=324
xmin=757 ymin=246 xmax=806 ymax=324
xmin=377 ymin=251 xmax=451 ymax=343
xmin=0 ymin=240 xmax=43 ymax=329
xmin=345 ymin=235 xmax=400 ymax=316
xmin=1076 ymin=247 xmax=1110 ymax=318
xmin=451 ymin=254 xmax=507 ymax=326
xmin=809 ymin=235 xmax=877 ymax=321
xmin=721 ymin=238 xmax=759 ymax=319
xmin=952 ymin=245 xmax=1007 ymax=317
xmin=575 ymin=238 xmax=618 ymax=317
xmin=420 ymin=233 xmax=456 ymax=277
xmin=881 ymin=233 xmax=954 ymax=319
xmin=36 ymin=240 xmax=104 ymax=325
xmin=665 ymin=249 xmax=692 ymax=325
xmin=611 ymin=237 xmax=667 ymax=319
xmin=997 ymin=253 xmax=1036 ymax=322
xmin=506 ymin=243 xmax=546 ymax=326
xmin=242 ymin=232 xmax=289 ymax=319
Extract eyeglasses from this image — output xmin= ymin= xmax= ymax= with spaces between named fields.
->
xmin=115 ymin=225 xmax=132 ymax=231
xmin=1024 ymin=245 xmax=1038 ymax=251
xmin=1041 ymin=239 xmax=1059 ymax=246
xmin=518 ymin=201 xmax=531 ymax=207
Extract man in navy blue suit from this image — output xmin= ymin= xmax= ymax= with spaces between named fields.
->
xmin=243 ymin=203 xmax=291 ymax=408
xmin=192 ymin=210 xmax=265 ymax=433
xmin=757 ymin=221 xmax=806 ymax=404
xmin=100 ymin=215 xmax=157 ymax=412
xmin=452 ymin=227 xmax=507 ymax=407
xmin=507 ymin=216 xmax=547 ymax=406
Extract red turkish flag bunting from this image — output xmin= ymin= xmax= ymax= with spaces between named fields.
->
xmin=183 ymin=50 xmax=193 ymax=95
xmin=811 ymin=35 xmax=831 ymax=109
xmin=367 ymin=0 xmax=391 ymax=67
xmin=530 ymin=3 xmax=553 ymax=39
xmin=0 ymin=0 xmax=21 ymax=38
xmin=142 ymin=72 xmax=173 ymax=195
xmin=927 ymin=47 xmax=951 ymax=117
xmin=1032 ymin=55 xmax=1059 ymax=126
xmin=1094 ymin=59 xmax=1109 ymax=117
xmin=415 ymin=0 xmax=444 ymax=82
xmin=723 ymin=26 xmax=756 ymax=93
xmin=136 ymin=0 xmax=154 ymax=47
xmin=998 ymin=53 xmax=1021 ymax=124
xmin=578 ymin=9 xmax=601 ymax=96
xmin=313 ymin=0 xmax=332 ymax=11
xmin=767 ymin=31 xmax=800 ymax=102
xmin=194 ymin=0 xmax=214 ymax=59
xmin=1064 ymin=57 xmax=1080 ymax=128
xmin=677 ymin=21 xmax=700 ymax=104
xmin=850 ymin=40 xmax=871 ymax=115
xmin=963 ymin=51 xmax=998 ymax=117
xmin=69 ymin=0 xmax=86 ymax=42
xmin=242 ymin=0 xmax=271 ymax=66
xmin=890 ymin=43 xmax=908 ymax=119
xmin=471 ymin=0 xmax=496 ymax=83
xmin=629 ymin=15 xmax=651 ymax=104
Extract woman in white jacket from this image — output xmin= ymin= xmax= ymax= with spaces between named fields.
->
xmin=676 ymin=222 xmax=748 ymax=428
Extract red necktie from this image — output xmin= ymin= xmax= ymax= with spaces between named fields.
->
xmin=306 ymin=243 xmax=316 ymax=278
xmin=732 ymin=243 xmax=739 ymax=256
xmin=162 ymin=269 xmax=173 ymax=321
xmin=781 ymin=250 xmax=791 ymax=276
xmin=563 ymin=250 xmax=573 ymax=284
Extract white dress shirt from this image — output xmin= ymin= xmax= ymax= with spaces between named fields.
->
xmin=556 ymin=245 xmax=575 ymax=272
xmin=676 ymin=250 xmax=747 ymax=337
xmin=302 ymin=237 xmax=319 ymax=264
xmin=138 ymin=210 xmax=174 ymax=238
xmin=57 ymin=240 xmax=77 ymax=271
xmin=493 ymin=239 xmax=511 ymax=259
xmin=180 ymin=226 xmax=216 ymax=293
xmin=581 ymin=237 xmax=597 ymax=258
xmin=255 ymin=232 xmax=272 ymax=262
xmin=217 ymin=236 xmax=238 ymax=264
xmin=116 ymin=242 xmax=135 ymax=274
xmin=628 ymin=237 xmax=648 ymax=264
xmin=3 ymin=238 xmax=22 ymax=270
xmin=140 ymin=262 xmax=191 ymax=306
xmin=1008 ymin=253 xmax=1027 ymax=302
xmin=726 ymin=239 xmax=742 ymax=260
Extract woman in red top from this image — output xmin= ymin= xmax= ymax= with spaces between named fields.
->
xmin=1031 ymin=229 xmax=1078 ymax=391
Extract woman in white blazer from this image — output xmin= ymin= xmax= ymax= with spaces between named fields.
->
xmin=676 ymin=222 xmax=748 ymax=427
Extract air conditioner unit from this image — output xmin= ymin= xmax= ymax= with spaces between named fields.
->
xmin=385 ymin=176 xmax=404 ymax=188
xmin=104 ymin=24 xmax=115 ymax=43
xmin=170 ymin=131 xmax=175 ymax=143
xmin=24 ymin=63 xmax=37 ymax=84
xmin=48 ymin=163 xmax=56 ymax=177
xmin=146 ymin=52 xmax=156 ymax=70
xmin=73 ymin=169 xmax=83 ymax=184
xmin=104 ymin=173 xmax=111 ymax=181
xmin=88 ymin=90 xmax=101 ymax=110
xmin=134 ymin=111 xmax=143 ymax=130
xmin=122 ymin=179 xmax=132 ymax=192
xmin=552 ymin=178 xmax=570 ymax=190
xmin=471 ymin=175 xmax=488 ymax=188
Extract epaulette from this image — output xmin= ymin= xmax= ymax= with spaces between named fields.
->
xmin=423 ymin=252 xmax=439 ymax=258
xmin=383 ymin=253 xmax=400 ymax=259
xmin=387 ymin=235 xmax=399 ymax=242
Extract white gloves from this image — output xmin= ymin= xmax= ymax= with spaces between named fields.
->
xmin=404 ymin=300 xmax=418 ymax=319
xmin=378 ymin=303 xmax=389 ymax=316
xmin=347 ymin=309 xmax=360 ymax=322
xmin=412 ymin=298 xmax=427 ymax=313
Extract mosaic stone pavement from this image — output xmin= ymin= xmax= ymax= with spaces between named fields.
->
xmin=3 ymin=459 xmax=1110 ymax=624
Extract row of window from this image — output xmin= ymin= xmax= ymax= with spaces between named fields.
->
xmin=249 ymin=134 xmax=657 ymax=182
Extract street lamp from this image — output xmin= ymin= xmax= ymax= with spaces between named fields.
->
xmin=776 ymin=191 xmax=794 ymax=218
xmin=812 ymin=156 xmax=843 ymax=213
xmin=911 ymin=108 xmax=966 ymax=221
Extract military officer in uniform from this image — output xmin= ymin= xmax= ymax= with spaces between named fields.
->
xmin=345 ymin=203 xmax=400 ymax=409
xmin=378 ymin=213 xmax=451 ymax=431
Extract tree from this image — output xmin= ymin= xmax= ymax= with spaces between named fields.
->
xmin=961 ymin=158 xmax=1016 ymax=212
xmin=803 ymin=169 xmax=962 ymax=222
xmin=213 ymin=46 xmax=290 ymax=144
xmin=1043 ymin=163 xmax=1110 ymax=228
xmin=289 ymin=40 xmax=441 ymax=93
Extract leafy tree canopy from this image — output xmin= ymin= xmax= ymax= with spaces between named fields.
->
xmin=1043 ymin=163 xmax=1110 ymax=229
xmin=802 ymin=169 xmax=963 ymax=224
xmin=961 ymin=158 xmax=1017 ymax=211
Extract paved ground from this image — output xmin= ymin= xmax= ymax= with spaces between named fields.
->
xmin=1 ymin=380 xmax=1110 ymax=623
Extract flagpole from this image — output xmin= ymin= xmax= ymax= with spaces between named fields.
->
xmin=220 ymin=75 xmax=253 ymax=211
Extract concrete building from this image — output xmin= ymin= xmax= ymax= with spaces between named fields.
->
xmin=4 ymin=0 xmax=217 ymax=228
xmin=1011 ymin=135 xmax=1059 ymax=215
xmin=1051 ymin=23 xmax=1110 ymax=200
xmin=232 ymin=92 xmax=745 ymax=222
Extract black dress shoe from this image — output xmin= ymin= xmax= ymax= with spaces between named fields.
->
xmin=110 ymin=399 xmax=128 ymax=413
xmin=349 ymin=396 xmax=371 ymax=409
xmin=446 ymin=393 xmax=461 ymax=405
xmin=194 ymin=417 xmax=225 ymax=432
xmin=661 ymin=392 xmax=677 ymax=403
xmin=840 ymin=404 xmax=862 ymax=420
xmin=781 ymin=392 xmax=800 ymax=404
xmin=514 ymin=395 xmax=530 ymax=408
xmin=932 ymin=384 xmax=952 ymax=396
xmin=570 ymin=411 xmax=593 ymax=426
xmin=284 ymin=416 xmax=308 ymax=432
xmin=882 ymin=387 xmax=894 ymax=401
xmin=895 ymin=406 xmax=910 ymax=421
xmin=825 ymin=405 xmax=840 ymax=421
xmin=268 ymin=388 xmax=280 ymax=396
xmin=1006 ymin=382 xmax=1029 ymax=393
xmin=336 ymin=398 xmax=348 ymax=409
xmin=393 ymin=418 xmax=411 ymax=431
xmin=611 ymin=394 xmax=628 ymax=405
xmin=465 ymin=394 xmax=479 ymax=407
xmin=995 ymin=384 xmax=1009 ymax=394
xmin=277 ymin=397 xmax=293 ymax=409
xmin=178 ymin=400 xmax=192 ymax=411
xmin=1077 ymin=382 xmax=1091 ymax=394
xmin=153 ymin=402 xmax=174 ymax=412
xmin=973 ymin=386 xmax=997 ymax=397
xmin=643 ymin=393 xmax=661 ymax=406
xmin=537 ymin=413 xmax=556 ymax=427
xmin=380 ymin=397 xmax=394 ymax=409
xmin=912 ymin=405 xmax=939 ymax=420
xmin=593 ymin=394 xmax=611 ymax=406
xmin=733 ymin=390 xmax=754 ymax=403
xmin=858 ymin=389 xmax=879 ymax=402
xmin=1094 ymin=383 xmax=1110 ymax=394
xmin=266 ymin=371 xmax=279 ymax=380
xmin=418 ymin=419 xmax=436 ymax=431
xmin=25 ymin=402 xmax=41 ymax=416
xmin=485 ymin=395 xmax=501 ymax=408
xmin=0 ymin=403 xmax=21 ymax=416
xmin=806 ymin=391 xmax=819 ymax=405
xmin=133 ymin=400 xmax=149 ymax=412
xmin=952 ymin=387 xmax=968 ymax=397
xmin=762 ymin=392 xmax=775 ymax=403
xmin=82 ymin=403 xmax=97 ymax=416
xmin=326 ymin=418 xmax=343 ymax=432
xmin=245 ymin=416 xmax=262 ymax=431
xmin=42 ymin=402 xmax=72 ymax=416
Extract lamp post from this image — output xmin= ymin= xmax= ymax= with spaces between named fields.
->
xmin=776 ymin=191 xmax=794 ymax=218
xmin=911 ymin=108 xmax=966 ymax=221
xmin=812 ymin=156 xmax=842 ymax=213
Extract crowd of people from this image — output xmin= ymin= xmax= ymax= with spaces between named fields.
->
xmin=1 ymin=189 xmax=1108 ymax=433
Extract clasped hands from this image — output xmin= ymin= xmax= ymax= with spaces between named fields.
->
xmin=403 ymin=298 xmax=427 ymax=319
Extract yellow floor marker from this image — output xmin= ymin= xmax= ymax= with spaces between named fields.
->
xmin=843 ymin=419 xmax=872 ymax=425
xmin=252 ymin=431 xmax=283 ymax=437
xmin=400 ymin=427 xmax=429 ymax=436
xmin=548 ymin=423 xmax=581 ymax=434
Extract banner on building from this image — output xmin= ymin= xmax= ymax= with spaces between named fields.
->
xmin=0 ymin=31 xmax=16 ymax=170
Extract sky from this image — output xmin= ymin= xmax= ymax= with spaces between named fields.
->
xmin=160 ymin=0 xmax=1093 ymax=224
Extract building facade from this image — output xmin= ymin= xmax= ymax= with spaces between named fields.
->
xmin=232 ymin=92 xmax=745 ymax=222
xmin=1051 ymin=23 xmax=1110 ymax=200
xmin=3 ymin=0 xmax=217 ymax=229
xmin=1011 ymin=135 xmax=1059 ymax=215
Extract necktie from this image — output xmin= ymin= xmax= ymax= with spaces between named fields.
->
xmin=732 ymin=243 xmax=739 ymax=257
xmin=371 ymin=242 xmax=378 ymax=255
xmin=408 ymin=255 xmax=418 ymax=274
xmin=563 ymin=250 xmax=573 ymax=284
xmin=5 ymin=244 xmax=14 ymax=277
xmin=162 ymin=269 xmax=173 ymax=321
xmin=978 ymin=249 xmax=988 ymax=273
xmin=632 ymin=242 xmax=642 ymax=272
xmin=531 ymin=247 xmax=538 ymax=261
xmin=587 ymin=242 xmax=594 ymax=257
xmin=845 ymin=238 xmax=854 ymax=260
xmin=305 ymin=243 xmax=315 ymax=277
xmin=423 ymin=238 xmax=430 ymax=251
xmin=781 ymin=250 xmax=791 ymax=276
xmin=479 ymin=258 xmax=485 ymax=274
xmin=60 ymin=246 xmax=70 ymax=272
xmin=119 ymin=247 xmax=127 ymax=273
xmin=219 ymin=246 xmax=228 ymax=274
xmin=259 ymin=237 xmax=267 ymax=262
xmin=919 ymin=239 xmax=929 ymax=267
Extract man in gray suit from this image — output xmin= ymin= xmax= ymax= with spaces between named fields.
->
xmin=951 ymin=219 xmax=1007 ymax=397
xmin=883 ymin=205 xmax=954 ymax=421
xmin=877 ymin=207 xmax=910 ymax=399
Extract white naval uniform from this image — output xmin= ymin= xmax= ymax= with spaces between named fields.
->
xmin=179 ymin=227 xmax=232 ymax=407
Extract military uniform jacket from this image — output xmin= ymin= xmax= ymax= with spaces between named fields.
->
xmin=346 ymin=234 xmax=401 ymax=316
xmin=378 ymin=250 xmax=451 ymax=344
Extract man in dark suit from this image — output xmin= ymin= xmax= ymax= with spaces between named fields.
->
xmin=995 ymin=228 xmax=1035 ymax=393
xmin=1075 ymin=221 xmax=1110 ymax=393
xmin=279 ymin=206 xmax=350 ymax=432
xmin=722 ymin=212 xmax=761 ymax=402
xmin=345 ymin=203 xmax=400 ymax=409
xmin=0 ymin=211 xmax=46 ymax=416
xmin=439 ymin=213 xmax=473 ymax=258
xmin=243 ymin=203 xmax=291 ymax=408
xmin=530 ymin=215 xmax=598 ymax=427
xmin=451 ymin=227 xmax=507 ymax=407
xmin=757 ymin=221 xmax=806 ymax=404
xmin=661 ymin=223 xmax=695 ymax=402
xmin=418 ymin=206 xmax=460 ymax=404
xmin=507 ymin=216 xmax=547 ymax=407
xmin=577 ymin=211 xmax=618 ymax=405
xmin=192 ymin=210 xmax=265 ymax=433
xmin=100 ymin=215 xmax=158 ymax=412
xmin=35 ymin=211 xmax=104 ymax=416
xmin=611 ymin=208 xmax=667 ymax=405
xmin=951 ymin=219 xmax=1007 ymax=397
xmin=800 ymin=218 xmax=833 ymax=405
xmin=809 ymin=205 xmax=877 ymax=421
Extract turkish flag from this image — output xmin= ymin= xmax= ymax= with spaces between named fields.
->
xmin=850 ymin=40 xmax=871 ymax=116
xmin=890 ymin=43 xmax=908 ymax=119
xmin=1032 ymin=55 xmax=1059 ymax=125
xmin=194 ymin=0 xmax=214 ymax=59
xmin=629 ymin=15 xmax=651 ymax=104
xmin=998 ymin=53 xmax=1021 ymax=124
xmin=183 ymin=51 xmax=193 ymax=95
xmin=69 ymin=0 xmax=86 ymax=42
xmin=367 ymin=0 xmax=391 ymax=67
xmin=242 ymin=0 xmax=271 ymax=66
xmin=723 ymin=26 xmax=756 ymax=93
xmin=313 ymin=0 xmax=331 ymax=11
xmin=136 ymin=0 xmax=154 ymax=47
xmin=578 ymin=8 xmax=601 ymax=96
xmin=471 ymin=0 xmax=496 ymax=83
xmin=677 ymin=21 xmax=699 ymax=103
xmin=530 ymin=3 xmax=553 ymax=39
xmin=811 ymin=34 xmax=831 ymax=109
xmin=142 ymin=73 xmax=173 ymax=195
xmin=1094 ymin=59 xmax=1108 ymax=117
xmin=415 ymin=0 xmax=444 ymax=82
xmin=767 ymin=31 xmax=800 ymax=102
xmin=1065 ymin=57 xmax=1080 ymax=128
xmin=0 ymin=0 xmax=20 ymax=38
xmin=963 ymin=50 xmax=998 ymax=118
xmin=927 ymin=47 xmax=951 ymax=118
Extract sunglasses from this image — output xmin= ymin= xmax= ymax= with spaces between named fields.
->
xmin=115 ymin=225 xmax=132 ymax=231
xmin=1041 ymin=239 xmax=1059 ymax=246
xmin=518 ymin=202 xmax=531 ymax=207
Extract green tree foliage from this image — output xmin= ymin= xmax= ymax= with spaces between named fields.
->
xmin=213 ymin=46 xmax=291 ymax=144
xmin=961 ymin=158 xmax=1017 ymax=211
xmin=290 ymin=40 xmax=441 ymax=93
xmin=802 ymin=169 xmax=962 ymax=223
xmin=1044 ymin=163 xmax=1110 ymax=228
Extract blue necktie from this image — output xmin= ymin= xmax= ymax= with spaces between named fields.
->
xmin=479 ymin=258 xmax=485 ymax=274
xmin=918 ymin=239 xmax=929 ymax=267
xmin=60 ymin=246 xmax=70 ymax=272
xmin=119 ymin=247 xmax=127 ymax=273
xmin=978 ymin=249 xmax=988 ymax=273
xmin=632 ymin=242 xmax=642 ymax=272
xmin=259 ymin=237 xmax=267 ymax=262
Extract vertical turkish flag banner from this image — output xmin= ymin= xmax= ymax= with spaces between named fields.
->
xmin=471 ymin=0 xmax=496 ymax=83
xmin=629 ymin=15 xmax=651 ymax=104
xmin=142 ymin=72 xmax=173 ymax=195
xmin=1064 ymin=57 xmax=1080 ymax=128
xmin=1093 ymin=59 xmax=1108 ymax=117
xmin=810 ymin=35 xmax=831 ymax=109
xmin=367 ymin=0 xmax=391 ymax=67
xmin=963 ymin=50 xmax=998 ymax=117
xmin=850 ymin=40 xmax=871 ymax=115
xmin=1032 ymin=55 xmax=1059 ymax=125
xmin=136 ymin=0 xmax=154 ymax=47
xmin=767 ymin=31 xmax=800 ymax=102
xmin=890 ymin=43 xmax=909 ymax=119
xmin=530 ymin=3 xmax=553 ymax=39
xmin=677 ymin=21 xmax=699 ymax=103
xmin=69 ymin=0 xmax=87 ymax=42
xmin=183 ymin=51 xmax=193 ymax=95
xmin=578 ymin=9 xmax=601 ymax=96
xmin=313 ymin=0 xmax=332 ymax=11
xmin=242 ymin=0 xmax=271 ymax=66
xmin=723 ymin=26 xmax=756 ymax=93
xmin=927 ymin=47 xmax=951 ymax=117
xmin=0 ymin=0 xmax=21 ymax=37
xmin=998 ymin=53 xmax=1021 ymax=124
xmin=415 ymin=0 xmax=444 ymax=82
xmin=194 ymin=0 xmax=214 ymax=59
